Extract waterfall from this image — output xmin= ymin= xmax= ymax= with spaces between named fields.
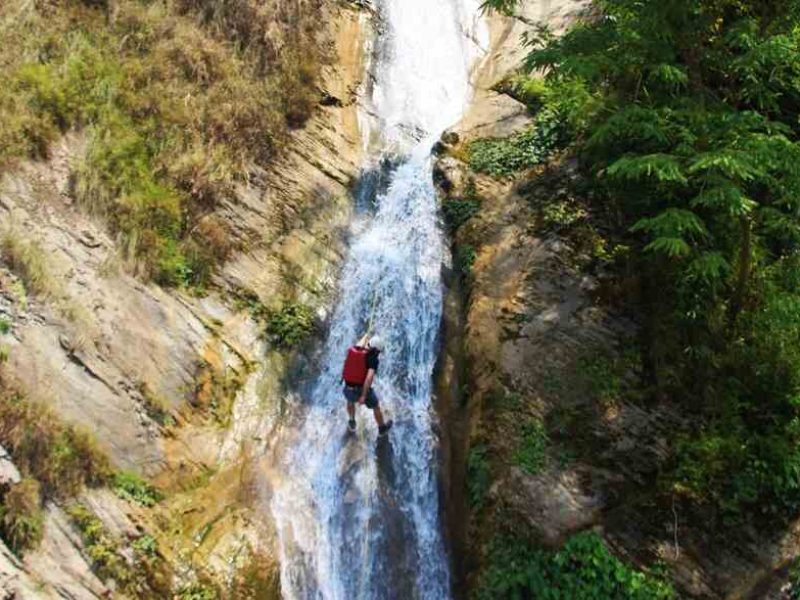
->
xmin=271 ymin=1 xmax=486 ymax=598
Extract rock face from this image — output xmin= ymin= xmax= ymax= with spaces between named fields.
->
xmin=0 ymin=2 xmax=370 ymax=595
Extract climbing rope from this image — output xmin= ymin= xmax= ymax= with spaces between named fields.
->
xmin=359 ymin=290 xmax=380 ymax=346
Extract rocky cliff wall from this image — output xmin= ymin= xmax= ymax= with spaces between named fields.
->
xmin=0 ymin=2 xmax=371 ymax=596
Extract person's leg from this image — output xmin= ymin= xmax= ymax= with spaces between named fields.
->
xmin=372 ymin=405 xmax=385 ymax=428
xmin=366 ymin=389 xmax=391 ymax=433
xmin=344 ymin=386 xmax=357 ymax=432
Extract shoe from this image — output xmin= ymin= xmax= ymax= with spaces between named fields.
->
xmin=347 ymin=419 xmax=356 ymax=433
xmin=378 ymin=420 xmax=393 ymax=437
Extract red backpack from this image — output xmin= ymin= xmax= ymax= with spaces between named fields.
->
xmin=342 ymin=346 xmax=368 ymax=386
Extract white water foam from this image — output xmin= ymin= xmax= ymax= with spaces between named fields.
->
xmin=272 ymin=2 xmax=487 ymax=598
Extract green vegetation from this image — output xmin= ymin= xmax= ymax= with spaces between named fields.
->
xmin=442 ymin=180 xmax=482 ymax=231
xmin=514 ymin=419 xmax=548 ymax=475
xmin=67 ymin=503 xmax=131 ymax=585
xmin=0 ymin=0 xmax=328 ymax=287
xmin=540 ymin=200 xmax=587 ymax=231
xmin=457 ymin=245 xmax=477 ymax=278
xmin=0 ymin=479 xmax=43 ymax=554
xmin=0 ymin=318 xmax=11 ymax=335
xmin=177 ymin=582 xmax=219 ymax=600
xmin=467 ymin=444 xmax=491 ymax=510
xmin=579 ymin=352 xmax=625 ymax=407
xmin=481 ymin=0 xmax=800 ymax=522
xmin=132 ymin=534 xmax=158 ymax=558
xmin=265 ymin=301 xmax=315 ymax=349
xmin=67 ymin=502 xmax=171 ymax=596
xmin=789 ymin=557 xmax=800 ymax=599
xmin=112 ymin=472 xmax=163 ymax=507
xmin=468 ymin=109 xmax=564 ymax=177
xmin=479 ymin=532 xmax=674 ymax=599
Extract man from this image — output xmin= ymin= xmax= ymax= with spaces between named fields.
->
xmin=342 ymin=335 xmax=393 ymax=436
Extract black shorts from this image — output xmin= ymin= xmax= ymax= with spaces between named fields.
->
xmin=343 ymin=384 xmax=379 ymax=409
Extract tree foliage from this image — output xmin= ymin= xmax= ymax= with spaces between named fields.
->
xmin=485 ymin=0 xmax=800 ymax=518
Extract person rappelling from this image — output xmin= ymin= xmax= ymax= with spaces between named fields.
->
xmin=341 ymin=333 xmax=393 ymax=437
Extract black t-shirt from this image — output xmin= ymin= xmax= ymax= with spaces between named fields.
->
xmin=366 ymin=348 xmax=380 ymax=372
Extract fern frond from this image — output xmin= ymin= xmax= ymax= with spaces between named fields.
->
xmin=607 ymin=154 xmax=687 ymax=184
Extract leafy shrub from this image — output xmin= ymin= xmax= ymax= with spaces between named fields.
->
xmin=467 ymin=444 xmax=491 ymax=510
xmin=0 ymin=479 xmax=43 ymax=554
xmin=457 ymin=245 xmax=477 ymax=277
xmin=67 ymin=503 xmax=131 ymax=585
xmin=514 ymin=420 xmax=548 ymax=475
xmin=478 ymin=532 xmax=675 ymax=599
xmin=579 ymin=353 xmax=623 ymax=406
xmin=265 ymin=302 xmax=315 ymax=349
xmin=468 ymin=109 xmax=565 ymax=177
xmin=540 ymin=201 xmax=587 ymax=230
xmin=0 ymin=381 xmax=111 ymax=499
xmin=132 ymin=534 xmax=158 ymax=558
xmin=68 ymin=503 xmax=171 ymax=595
xmin=443 ymin=198 xmax=481 ymax=231
xmin=177 ymin=582 xmax=219 ymax=600
xmin=443 ymin=180 xmax=482 ymax=231
xmin=112 ymin=472 xmax=163 ymax=507
xmin=0 ymin=318 xmax=10 ymax=335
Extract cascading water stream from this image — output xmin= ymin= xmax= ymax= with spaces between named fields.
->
xmin=271 ymin=1 xmax=486 ymax=598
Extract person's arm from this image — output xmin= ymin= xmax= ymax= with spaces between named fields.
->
xmin=359 ymin=369 xmax=376 ymax=404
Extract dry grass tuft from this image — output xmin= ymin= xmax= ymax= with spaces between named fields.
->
xmin=0 ymin=374 xmax=112 ymax=499
xmin=0 ymin=478 xmax=43 ymax=554
xmin=0 ymin=229 xmax=55 ymax=298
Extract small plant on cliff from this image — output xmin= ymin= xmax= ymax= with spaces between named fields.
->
xmin=457 ymin=245 xmax=477 ymax=279
xmin=67 ymin=503 xmax=133 ymax=586
xmin=265 ymin=301 xmax=315 ymax=349
xmin=0 ymin=318 xmax=11 ymax=335
xmin=67 ymin=503 xmax=171 ymax=595
xmin=479 ymin=531 xmax=675 ymax=599
xmin=177 ymin=582 xmax=219 ymax=600
xmin=467 ymin=443 xmax=491 ymax=510
xmin=112 ymin=472 xmax=163 ymax=507
xmin=442 ymin=180 xmax=481 ymax=231
xmin=468 ymin=109 xmax=565 ymax=177
xmin=0 ymin=478 xmax=44 ymax=554
xmin=514 ymin=419 xmax=548 ymax=475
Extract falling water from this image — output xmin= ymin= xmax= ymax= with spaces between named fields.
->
xmin=271 ymin=1 xmax=486 ymax=598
